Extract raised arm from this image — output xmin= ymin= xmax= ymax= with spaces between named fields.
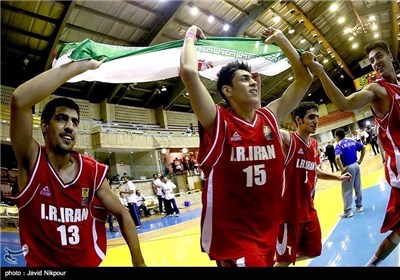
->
xmin=96 ymin=180 xmax=146 ymax=267
xmin=265 ymin=28 xmax=313 ymax=123
xmin=10 ymin=59 xmax=104 ymax=188
xmin=301 ymin=51 xmax=386 ymax=112
xmin=179 ymin=26 xmax=216 ymax=134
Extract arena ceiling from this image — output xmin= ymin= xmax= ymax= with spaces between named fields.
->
xmin=1 ymin=0 xmax=399 ymax=113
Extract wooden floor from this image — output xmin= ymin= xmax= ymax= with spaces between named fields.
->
xmin=101 ymin=146 xmax=392 ymax=267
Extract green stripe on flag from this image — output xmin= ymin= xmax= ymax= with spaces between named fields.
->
xmin=57 ymin=37 xmax=286 ymax=63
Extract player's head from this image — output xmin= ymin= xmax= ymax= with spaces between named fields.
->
xmin=217 ymin=60 xmax=253 ymax=107
xmin=291 ymin=101 xmax=319 ymax=130
xmin=364 ymin=40 xmax=390 ymax=56
xmin=365 ymin=40 xmax=394 ymax=78
xmin=40 ymin=97 xmax=80 ymax=153
xmin=41 ymin=97 xmax=80 ymax=124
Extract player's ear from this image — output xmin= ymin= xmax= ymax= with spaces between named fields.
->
xmin=222 ymin=85 xmax=232 ymax=97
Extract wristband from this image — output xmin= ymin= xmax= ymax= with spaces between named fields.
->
xmin=185 ymin=32 xmax=197 ymax=41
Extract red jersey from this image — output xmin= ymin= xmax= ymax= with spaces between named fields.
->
xmin=373 ymin=79 xmax=400 ymax=232
xmin=11 ymin=146 xmax=109 ymax=266
xmin=198 ymin=105 xmax=284 ymax=260
xmin=281 ymin=133 xmax=320 ymax=223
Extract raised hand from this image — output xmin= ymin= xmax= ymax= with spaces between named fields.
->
xmin=260 ymin=27 xmax=284 ymax=45
xmin=78 ymin=57 xmax=107 ymax=71
xmin=301 ymin=51 xmax=324 ymax=74
xmin=186 ymin=25 xmax=206 ymax=40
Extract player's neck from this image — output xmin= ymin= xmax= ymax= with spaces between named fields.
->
xmin=46 ymin=151 xmax=75 ymax=172
xmin=296 ymin=130 xmax=310 ymax=143
xmin=383 ymin=72 xmax=399 ymax=84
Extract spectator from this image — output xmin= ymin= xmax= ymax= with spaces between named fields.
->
xmin=136 ymin=190 xmax=151 ymax=217
xmin=186 ymin=123 xmax=195 ymax=136
xmin=111 ymin=174 xmax=120 ymax=183
xmin=107 ymin=181 xmax=119 ymax=233
xmin=162 ymin=158 xmax=170 ymax=175
xmin=173 ymin=158 xmax=182 ymax=174
xmin=325 ymin=141 xmax=339 ymax=172
xmin=107 ymin=214 xmax=118 ymax=232
xmin=120 ymin=175 xmax=142 ymax=229
xmin=367 ymin=126 xmax=380 ymax=156
xmin=334 ymin=129 xmax=366 ymax=218
xmin=160 ymin=175 xmax=180 ymax=217
xmin=152 ymin=173 xmax=165 ymax=214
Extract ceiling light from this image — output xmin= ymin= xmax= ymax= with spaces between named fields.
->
xmin=288 ymin=28 xmax=295 ymax=34
xmin=300 ymin=38 xmax=306 ymax=44
xmin=161 ymin=86 xmax=167 ymax=92
xmin=329 ymin=3 xmax=338 ymax=12
xmin=208 ymin=15 xmax=215 ymax=23
xmin=323 ymin=58 xmax=329 ymax=64
xmin=344 ymin=27 xmax=352 ymax=34
xmin=191 ymin=7 xmax=199 ymax=16
xmin=223 ymin=24 xmax=230 ymax=31
xmin=273 ymin=15 xmax=281 ymax=23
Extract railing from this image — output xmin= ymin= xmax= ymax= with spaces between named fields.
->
xmin=318 ymin=111 xmax=355 ymax=127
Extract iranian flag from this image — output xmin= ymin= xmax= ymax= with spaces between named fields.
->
xmin=52 ymin=37 xmax=291 ymax=83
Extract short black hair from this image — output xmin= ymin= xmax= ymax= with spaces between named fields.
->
xmin=292 ymin=101 xmax=319 ymax=123
xmin=364 ymin=40 xmax=390 ymax=56
xmin=41 ymin=97 xmax=80 ymax=124
xmin=216 ymin=60 xmax=252 ymax=107
xmin=335 ymin=128 xmax=346 ymax=140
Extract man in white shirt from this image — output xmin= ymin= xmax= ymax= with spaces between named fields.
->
xmin=161 ymin=175 xmax=180 ymax=217
xmin=120 ymin=176 xmax=142 ymax=228
xmin=152 ymin=173 xmax=165 ymax=214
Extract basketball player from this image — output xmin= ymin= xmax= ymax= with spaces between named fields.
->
xmin=10 ymin=59 xmax=146 ymax=267
xmin=302 ymin=40 xmax=400 ymax=267
xmin=274 ymin=101 xmax=351 ymax=266
xmin=179 ymin=25 xmax=313 ymax=267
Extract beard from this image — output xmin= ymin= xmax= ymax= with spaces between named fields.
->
xmin=54 ymin=143 xmax=73 ymax=155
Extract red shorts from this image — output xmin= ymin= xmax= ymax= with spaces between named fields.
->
xmin=275 ymin=219 xmax=322 ymax=265
xmin=216 ymin=249 xmax=275 ymax=267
